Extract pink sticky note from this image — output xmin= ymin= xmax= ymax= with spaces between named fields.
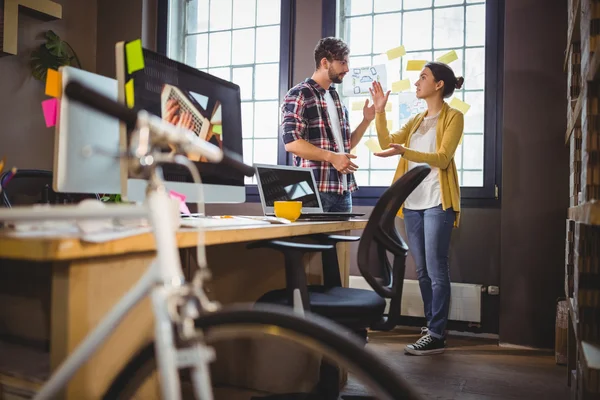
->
xmin=169 ymin=190 xmax=191 ymax=215
xmin=42 ymin=98 xmax=58 ymax=128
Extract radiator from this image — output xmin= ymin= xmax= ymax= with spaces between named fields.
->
xmin=349 ymin=277 xmax=483 ymax=323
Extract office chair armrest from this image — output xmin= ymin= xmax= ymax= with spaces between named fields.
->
xmin=247 ymin=239 xmax=334 ymax=254
xmin=310 ymin=234 xmax=361 ymax=244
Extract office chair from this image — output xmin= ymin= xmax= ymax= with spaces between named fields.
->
xmin=0 ymin=169 xmax=99 ymax=207
xmin=247 ymin=165 xmax=431 ymax=400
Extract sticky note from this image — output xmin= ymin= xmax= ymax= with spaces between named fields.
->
xmin=125 ymin=79 xmax=134 ymax=109
xmin=436 ymin=50 xmax=458 ymax=65
xmin=42 ymin=98 xmax=58 ymax=128
xmin=0 ymin=157 xmax=5 ymax=174
xmin=391 ymin=79 xmax=411 ymax=93
xmin=449 ymin=97 xmax=471 ymax=114
xmin=386 ymin=45 xmax=406 ymax=60
xmin=407 ymin=60 xmax=427 ymax=71
xmin=45 ymin=69 xmax=61 ymax=98
xmin=364 ymin=137 xmax=382 ymax=153
xmin=385 ymin=103 xmax=392 ymax=112
xmin=212 ymin=124 xmax=222 ymax=135
xmin=126 ymin=39 xmax=145 ymax=74
xmin=387 ymin=120 xmax=393 ymax=132
xmin=352 ymin=101 xmax=365 ymax=111
xmin=169 ymin=190 xmax=191 ymax=215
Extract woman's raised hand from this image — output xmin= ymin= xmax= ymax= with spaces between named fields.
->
xmin=369 ymin=81 xmax=391 ymax=113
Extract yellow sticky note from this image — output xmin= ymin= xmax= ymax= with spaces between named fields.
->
xmin=45 ymin=69 xmax=61 ymax=98
xmin=449 ymin=97 xmax=470 ymax=114
xmin=387 ymin=120 xmax=393 ymax=132
xmin=391 ymin=79 xmax=411 ymax=93
xmin=126 ymin=39 xmax=145 ymax=74
xmin=212 ymin=124 xmax=222 ymax=135
xmin=352 ymin=101 xmax=365 ymax=111
xmin=436 ymin=50 xmax=458 ymax=65
xmin=407 ymin=60 xmax=427 ymax=71
xmin=364 ymin=138 xmax=382 ymax=153
xmin=125 ymin=79 xmax=135 ymax=109
xmin=385 ymin=103 xmax=392 ymax=112
xmin=386 ymin=45 xmax=406 ymax=60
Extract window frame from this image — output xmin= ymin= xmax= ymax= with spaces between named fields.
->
xmin=156 ymin=0 xmax=295 ymax=202
xmin=323 ymin=0 xmax=504 ymax=206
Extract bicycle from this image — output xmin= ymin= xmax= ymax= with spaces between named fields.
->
xmin=0 ymin=81 xmax=422 ymax=400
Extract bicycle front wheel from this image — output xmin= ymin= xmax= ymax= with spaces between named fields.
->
xmin=103 ymin=304 xmax=421 ymax=400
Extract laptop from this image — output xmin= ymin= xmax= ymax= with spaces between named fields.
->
xmin=254 ymin=164 xmax=365 ymax=221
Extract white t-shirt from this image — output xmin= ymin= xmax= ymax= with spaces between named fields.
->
xmin=323 ymin=91 xmax=347 ymax=191
xmin=404 ymin=113 xmax=442 ymax=210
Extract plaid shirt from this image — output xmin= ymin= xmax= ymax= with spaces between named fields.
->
xmin=280 ymin=78 xmax=358 ymax=194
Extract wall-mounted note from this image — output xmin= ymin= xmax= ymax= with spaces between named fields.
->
xmin=343 ymin=64 xmax=387 ymax=96
xmin=406 ymin=60 xmax=427 ymax=71
xmin=364 ymin=137 xmax=383 ymax=153
xmin=436 ymin=50 xmax=458 ymax=65
xmin=387 ymin=120 xmax=393 ymax=132
xmin=125 ymin=79 xmax=135 ymax=108
xmin=169 ymin=190 xmax=191 ymax=215
xmin=386 ymin=45 xmax=406 ymax=60
xmin=45 ymin=69 xmax=61 ymax=98
xmin=212 ymin=124 xmax=222 ymax=135
xmin=385 ymin=103 xmax=392 ymax=112
xmin=126 ymin=39 xmax=145 ymax=74
xmin=391 ymin=79 xmax=411 ymax=93
xmin=449 ymin=97 xmax=471 ymax=114
xmin=42 ymin=98 xmax=58 ymax=128
xmin=352 ymin=101 xmax=365 ymax=111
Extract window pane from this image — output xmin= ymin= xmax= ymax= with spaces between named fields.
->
xmin=462 ymin=170 xmax=483 ymax=187
xmin=347 ymin=16 xmax=373 ymax=55
xmin=436 ymin=0 xmax=464 ymax=5
xmin=373 ymin=13 xmax=401 ymax=54
xmin=463 ymin=91 xmax=484 ymax=132
xmin=254 ymin=101 xmax=279 ymax=137
xmin=433 ymin=48 xmax=464 ymax=77
xmin=209 ymin=0 xmax=232 ymax=31
xmin=354 ymin=137 xmax=372 ymax=170
xmin=256 ymin=0 xmax=281 ymax=26
xmin=354 ymin=171 xmax=369 ymax=186
xmin=466 ymin=4 xmax=486 ymax=47
xmin=208 ymin=67 xmax=231 ymax=81
xmin=232 ymin=28 xmax=255 ymax=65
xmin=369 ymin=170 xmax=396 ymax=186
xmin=243 ymin=139 xmax=253 ymax=164
xmin=349 ymin=56 xmax=372 ymax=68
xmin=374 ymin=0 xmax=401 ymax=13
xmin=434 ymin=6 xmax=465 ymax=48
xmin=233 ymin=0 xmax=256 ymax=28
xmin=454 ymin=142 xmax=463 ymax=170
xmin=209 ymin=31 xmax=231 ymax=66
xmin=254 ymin=63 xmax=279 ymax=100
xmin=185 ymin=34 xmax=208 ymax=69
xmin=256 ymin=26 xmax=280 ymax=63
xmin=241 ymin=102 xmax=254 ymax=138
xmin=233 ymin=67 xmax=254 ymax=100
xmin=403 ymin=0 xmax=432 ymax=9
xmin=254 ymin=139 xmax=278 ymax=164
xmin=402 ymin=10 xmax=432 ymax=51
xmin=186 ymin=0 xmax=209 ymax=34
xmin=465 ymin=47 xmax=485 ymax=90
xmin=346 ymin=0 xmax=372 ymax=15
xmin=462 ymin=134 xmax=483 ymax=170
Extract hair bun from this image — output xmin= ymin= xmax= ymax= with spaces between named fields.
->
xmin=455 ymin=76 xmax=464 ymax=90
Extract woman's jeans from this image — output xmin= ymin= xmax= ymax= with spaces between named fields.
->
xmin=403 ymin=204 xmax=455 ymax=339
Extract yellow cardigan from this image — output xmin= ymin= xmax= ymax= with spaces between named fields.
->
xmin=375 ymin=101 xmax=464 ymax=227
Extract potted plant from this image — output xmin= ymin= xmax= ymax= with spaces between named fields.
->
xmin=30 ymin=30 xmax=82 ymax=82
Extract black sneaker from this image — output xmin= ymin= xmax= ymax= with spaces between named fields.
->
xmin=404 ymin=334 xmax=446 ymax=355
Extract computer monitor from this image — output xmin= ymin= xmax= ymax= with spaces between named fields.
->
xmin=115 ymin=41 xmax=245 ymax=203
xmin=53 ymin=66 xmax=121 ymax=195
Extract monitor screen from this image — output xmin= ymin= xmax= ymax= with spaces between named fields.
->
xmin=121 ymin=46 xmax=244 ymax=190
xmin=256 ymin=166 xmax=321 ymax=208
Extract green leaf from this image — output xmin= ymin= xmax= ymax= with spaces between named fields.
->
xmin=29 ymin=30 xmax=82 ymax=81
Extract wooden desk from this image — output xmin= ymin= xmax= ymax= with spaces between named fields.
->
xmin=0 ymin=220 xmax=367 ymax=399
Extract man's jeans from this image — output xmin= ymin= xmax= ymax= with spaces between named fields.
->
xmin=403 ymin=204 xmax=455 ymax=339
xmin=319 ymin=191 xmax=352 ymax=212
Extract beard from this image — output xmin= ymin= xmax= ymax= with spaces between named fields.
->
xmin=328 ymin=68 xmax=344 ymax=84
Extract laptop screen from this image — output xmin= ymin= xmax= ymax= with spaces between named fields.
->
xmin=255 ymin=166 xmax=321 ymax=209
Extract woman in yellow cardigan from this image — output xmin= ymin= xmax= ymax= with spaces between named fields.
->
xmin=370 ymin=62 xmax=464 ymax=356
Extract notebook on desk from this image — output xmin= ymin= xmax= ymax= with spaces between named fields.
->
xmin=254 ymin=164 xmax=364 ymax=221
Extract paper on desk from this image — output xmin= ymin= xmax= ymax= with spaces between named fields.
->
xmin=406 ymin=60 xmax=427 ymax=71
xmin=364 ymin=138 xmax=382 ymax=153
xmin=42 ymin=98 xmax=58 ymax=128
xmin=126 ymin=39 xmax=145 ymax=74
xmin=80 ymin=227 xmax=152 ymax=243
xmin=386 ymin=45 xmax=406 ymax=60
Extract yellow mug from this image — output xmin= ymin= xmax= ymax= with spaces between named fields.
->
xmin=274 ymin=201 xmax=302 ymax=222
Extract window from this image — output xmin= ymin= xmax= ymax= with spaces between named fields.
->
xmin=332 ymin=0 xmax=502 ymax=201
xmin=161 ymin=0 xmax=293 ymax=183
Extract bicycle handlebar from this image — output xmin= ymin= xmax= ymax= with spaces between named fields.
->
xmin=64 ymin=81 xmax=256 ymax=177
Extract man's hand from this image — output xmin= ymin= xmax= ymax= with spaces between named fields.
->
xmin=328 ymin=153 xmax=359 ymax=174
xmin=363 ymin=98 xmax=375 ymax=122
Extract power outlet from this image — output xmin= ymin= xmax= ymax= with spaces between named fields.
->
xmin=487 ymin=286 xmax=500 ymax=295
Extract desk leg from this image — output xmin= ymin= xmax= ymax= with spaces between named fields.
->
xmin=50 ymin=253 xmax=159 ymax=399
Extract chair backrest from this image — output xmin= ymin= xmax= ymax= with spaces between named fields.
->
xmin=357 ymin=165 xmax=430 ymax=330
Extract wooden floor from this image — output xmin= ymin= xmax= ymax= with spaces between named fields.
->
xmin=214 ymin=329 xmax=571 ymax=400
